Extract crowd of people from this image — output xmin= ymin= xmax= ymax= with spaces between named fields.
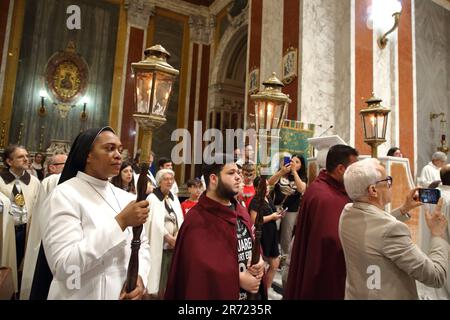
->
xmin=0 ymin=129 xmax=449 ymax=300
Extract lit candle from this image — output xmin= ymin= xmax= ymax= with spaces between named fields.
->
xmin=369 ymin=115 xmax=376 ymax=137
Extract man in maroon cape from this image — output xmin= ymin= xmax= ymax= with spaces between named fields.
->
xmin=284 ymin=145 xmax=358 ymax=299
xmin=165 ymin=154 xmax=265 ymax=300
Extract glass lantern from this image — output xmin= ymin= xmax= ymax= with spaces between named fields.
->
xmin=360 ymin=93 xmax=391 ymax=158
xmin=132 ymin=44 xmax=179 ymax=118
xmin=251 ymin=73 xmax=291 ymax=132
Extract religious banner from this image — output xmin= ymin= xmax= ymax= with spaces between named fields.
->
xmin=278 ymin=120 xmax=315 ymax=163
xmin=264 ymin=120 xmax=315 ymax=175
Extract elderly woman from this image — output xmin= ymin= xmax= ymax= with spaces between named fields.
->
xmin=144 ymin=169 xmax=183 ymax=298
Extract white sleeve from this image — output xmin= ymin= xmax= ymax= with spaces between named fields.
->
xmin=138 ymin=226 xmax=151 ymax=288
xmin=42 ymin=189 xmax=127 ymax=282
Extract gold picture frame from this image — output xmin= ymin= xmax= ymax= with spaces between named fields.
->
xmin=248 ymin=67 xmax=259 ymax=94
xmin=282 ymin=47 xmax=298 ymax=85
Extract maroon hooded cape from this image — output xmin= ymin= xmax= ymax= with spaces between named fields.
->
xmin=284 ymin=170 xmax=351 ymax=300
xmin=165 ymin=193 xmax=264 ymax=300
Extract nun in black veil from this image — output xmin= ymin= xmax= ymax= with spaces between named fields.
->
xmin=30 ymin=127 xmax=150 ymax=300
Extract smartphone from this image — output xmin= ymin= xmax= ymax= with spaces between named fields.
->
xmin=418 ymin=188 xmax=441 ymax=204
xmin=283 ymin=156 xmax=291 ymax=166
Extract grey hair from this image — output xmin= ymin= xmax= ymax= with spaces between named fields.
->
xmin=155 ymin=169 xmax=175 ymax=186
xmin=432 ymin=151 xmax=447 ymax=162
xmin=343 ymin=158 xmax=382 ymax=201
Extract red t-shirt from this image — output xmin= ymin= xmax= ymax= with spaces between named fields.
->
xmin=181 ymin=199 xmax=198 ymax=218
xmin=242 ymin=185 xmax=256 ymax=209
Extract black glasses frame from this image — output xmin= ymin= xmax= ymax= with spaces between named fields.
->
xmin=374 ymin=176 xmax=393 ymax=188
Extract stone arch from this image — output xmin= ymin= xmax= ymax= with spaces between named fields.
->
xmin=208 ymin=23 xmax=248 ymax=131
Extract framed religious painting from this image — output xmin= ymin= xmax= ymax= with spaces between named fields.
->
xmin=282 ymin=47 xmax=298 ymax=85
xmin=45 ymin=41 xmax=89 ymax=118
xmin=248 ymin=67 xmax=259 ymax=94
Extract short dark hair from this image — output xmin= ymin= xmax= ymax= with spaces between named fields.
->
xmin=326 ymin=145 xmax=359 ymax=172
xmin=158 ymin=157 xmax=171 ymax=168
xmin=201 ymin=153 xmax=235 ymax=189
xmin=441 ymin=165 xmax=450 ymax=186
xmin=387 ymin=147 xmax=400 ymax=156
xmin=187 ymin=178 xmax=202 ymax=188
xmin=3 ymin=144 xmax=26 ymax=168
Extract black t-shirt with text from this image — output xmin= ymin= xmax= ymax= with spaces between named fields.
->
xmin=229 ymin=203 xmax=253 ymax=300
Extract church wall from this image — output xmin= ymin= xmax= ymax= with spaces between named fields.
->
xmin=259 ymin=0 xmax=283 ymax=89
xmin=246 ymin=0 xmax=262 ymax=126
xmin=151 ymin=14 xmax=186 ymax=163
xmin=373 ymin=13 xmax=399 ymax=159
xmin=354 ymin=0 xmax=373 ymax=156
xmin=283 ymin=0 xmax=300 ymax=120
xmin=300 ymin=0 xmax=352 ymax=143
xmin=120 ymin=26 xmax=145 ymax=154
xmin=415 ymin=0 xmax=450 ymax=172
xmin=0 ymin=0 xmax=12 ymax=113
xmin=8 ymin=0 xmax=119 ymax=152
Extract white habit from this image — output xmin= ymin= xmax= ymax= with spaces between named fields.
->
xmin=42 ymin=171 xmax=150 ymax=300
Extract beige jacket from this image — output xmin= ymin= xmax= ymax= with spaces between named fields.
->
xmin=339 ymin=202 xmax=448 ymax=300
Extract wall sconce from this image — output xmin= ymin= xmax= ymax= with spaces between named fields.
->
xmin=80 ymin=96 xmax=89 ymax=121
xmin=430 ymin=112 xmax=449 ymax=154
xmin=368 ymin=0 xmax=402 ymax=49
xmin=38 ymin=90 xmax=47 ymax=116
xmin=378 ymin=11 xmax=402 ymax=49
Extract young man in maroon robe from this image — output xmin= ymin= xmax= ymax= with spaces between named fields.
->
xmin=164 ymin=154 xmax=265 ymax=300
xmin=284 ymin=144 xmax=358 ymax=300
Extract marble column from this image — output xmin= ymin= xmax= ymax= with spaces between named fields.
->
xmin=300 ymin=0 xmax=352 ymax=143
xmin=184 ymin=14 xmax=214 ymax=181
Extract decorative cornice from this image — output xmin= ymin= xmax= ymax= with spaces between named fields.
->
xmin=227 ymin=0 xmax=248 ymax=28
xmin=189 ymin=14 xmax=216 ymax=44
xmin=210 ymin=0 xmax=233 ymax=15
xmin=124 ymin=0 xmax=155 ymax=29
xmin=149 ymin=0 xmax=209 ymax=17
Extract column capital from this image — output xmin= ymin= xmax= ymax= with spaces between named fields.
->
xmin=189 ymin=14 xmax=215 ymax=45
xmin=124 ymin=0 xmax=155 ymax=29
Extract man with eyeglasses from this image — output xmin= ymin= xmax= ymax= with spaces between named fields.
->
xmin=339 ymin=158 xmax=448 ymax=299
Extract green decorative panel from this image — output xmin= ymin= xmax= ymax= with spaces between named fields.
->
xmin=279 ymin=121 xmax=315 ymax=158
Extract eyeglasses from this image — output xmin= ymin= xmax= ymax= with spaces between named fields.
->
xmin=374 ymin=176 xmax=393 ymax=188
xmin=53 ymin=162 xmax=66 ymax=166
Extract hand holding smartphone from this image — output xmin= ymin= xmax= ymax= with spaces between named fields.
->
xmin=418 ymin=188 xmax=441 ymax=204
xmin=279 ymin=207 xmax=288 ymax=217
